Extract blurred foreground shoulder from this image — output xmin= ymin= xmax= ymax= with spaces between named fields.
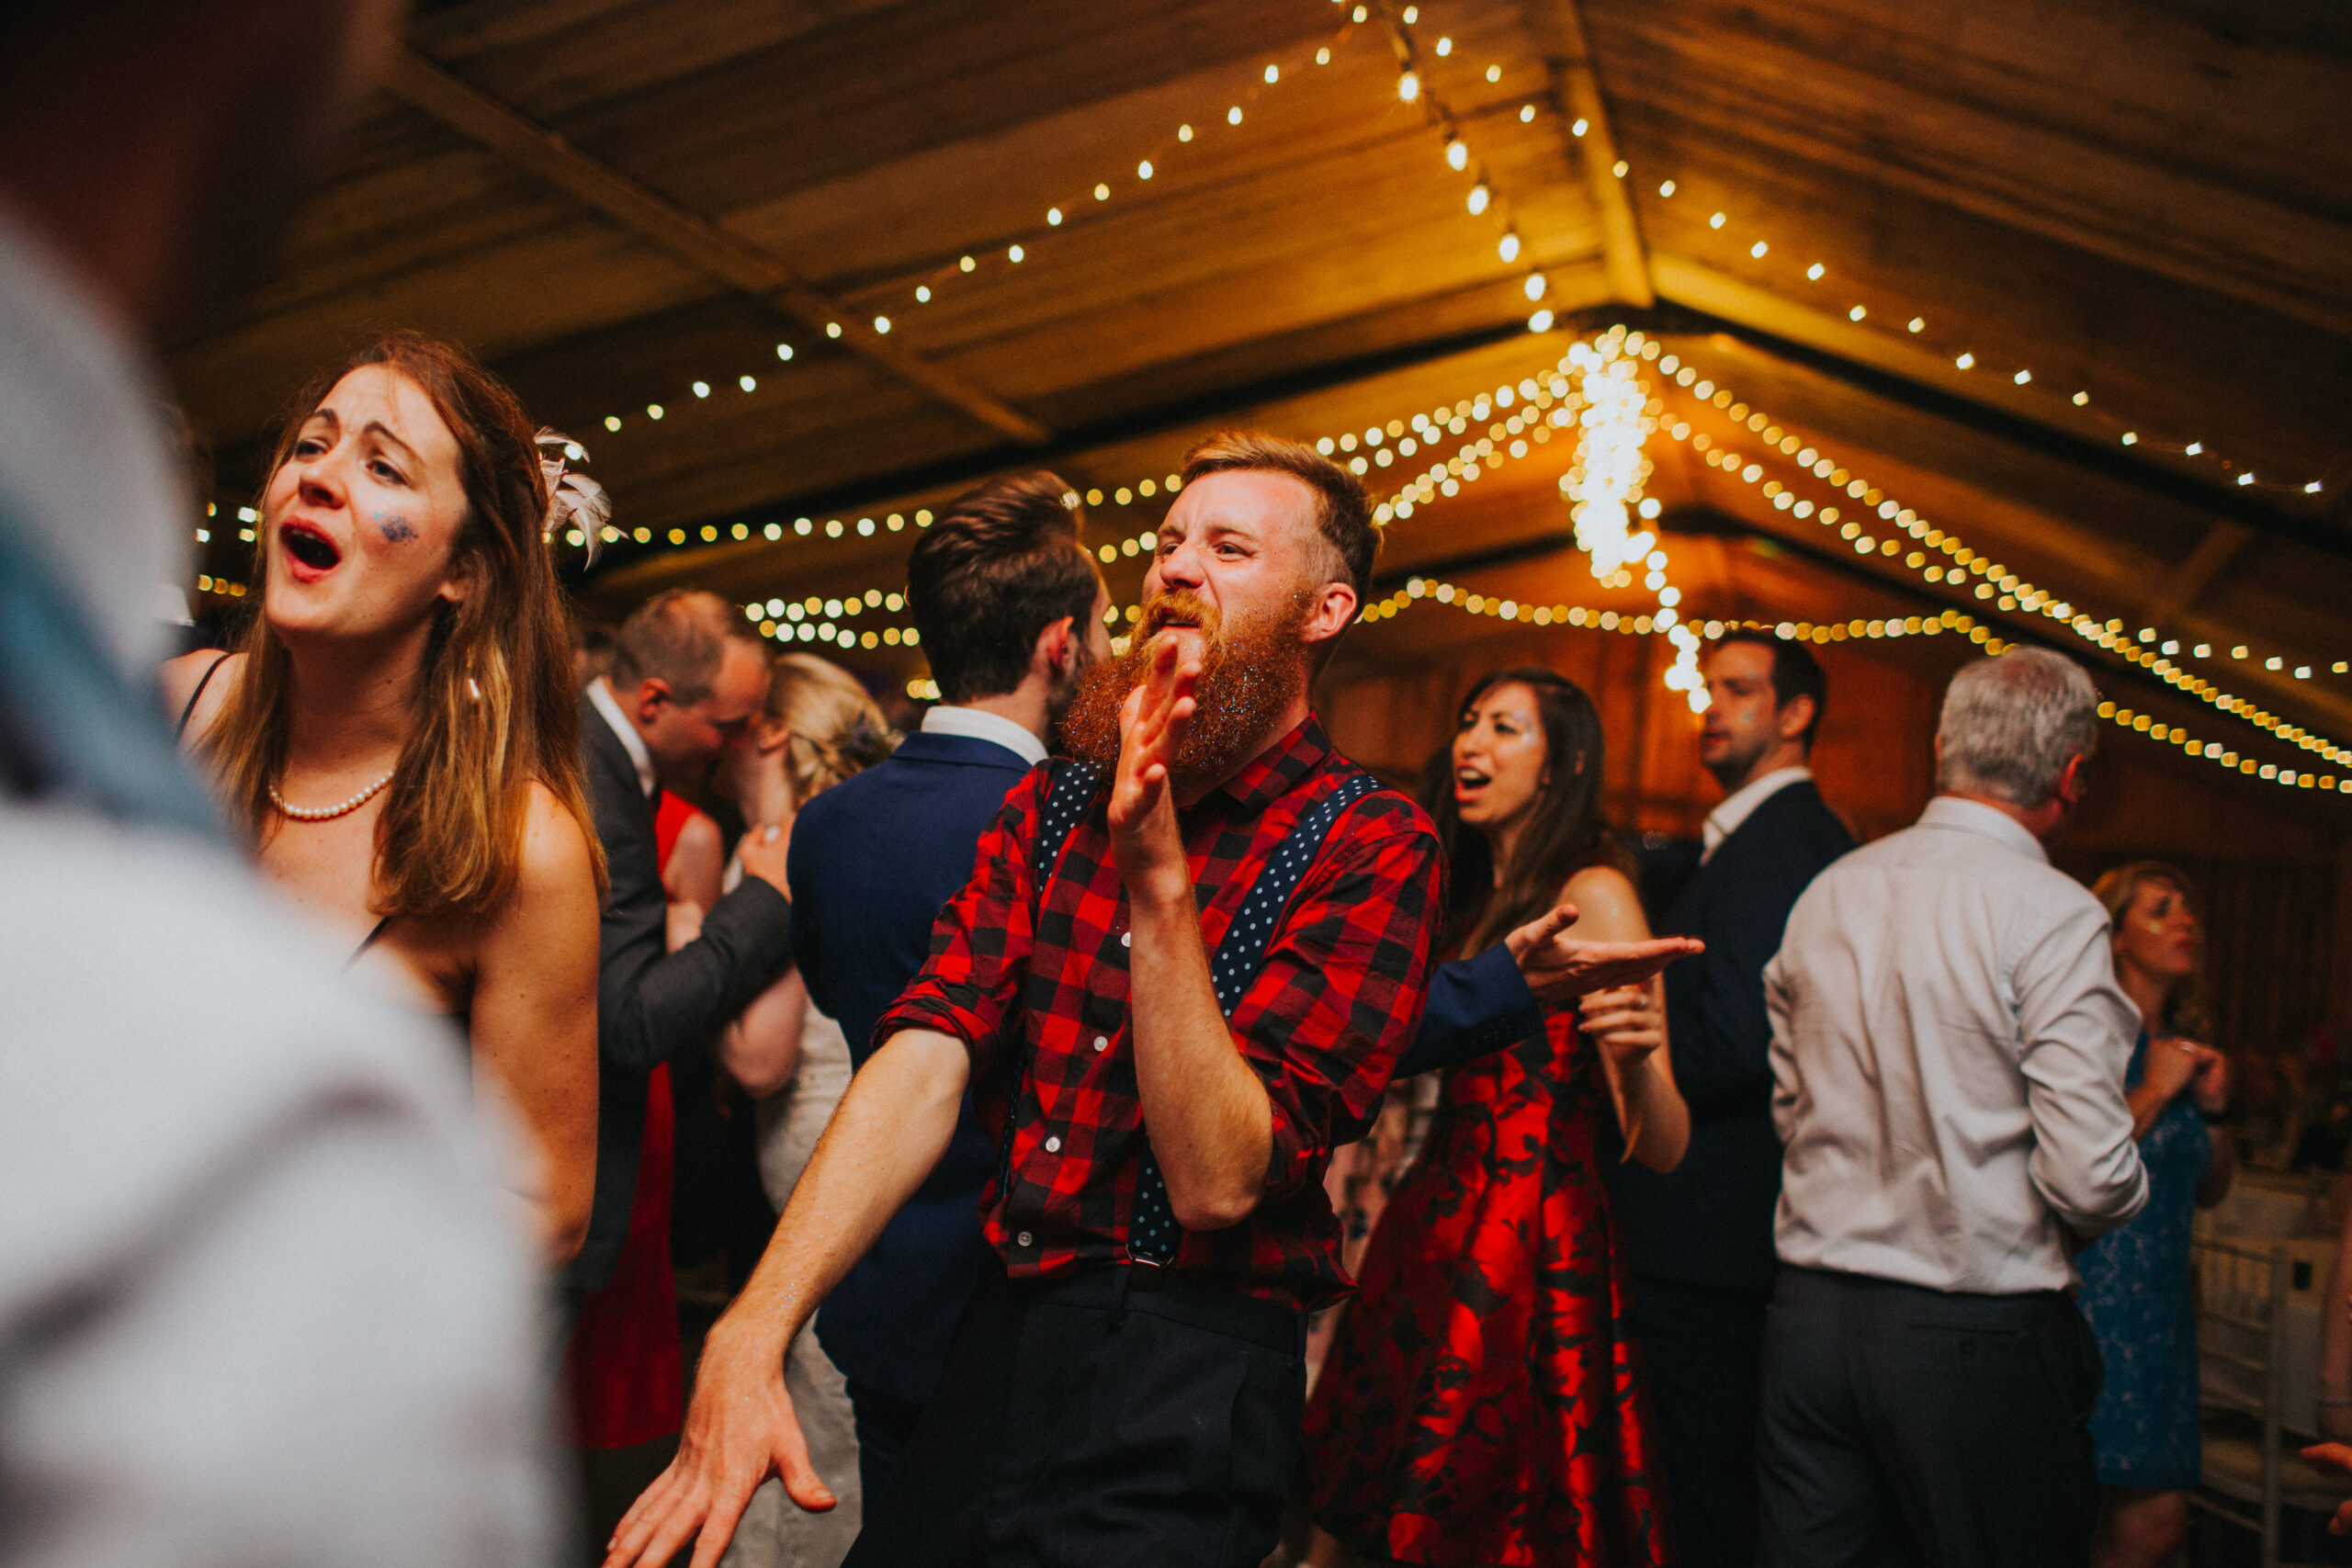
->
xmin=0 ymin=805 xmax=559 ymax=1568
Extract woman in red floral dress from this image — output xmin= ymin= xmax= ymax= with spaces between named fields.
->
xmin=1305 ymin=667 xmax=1690 ymax=1568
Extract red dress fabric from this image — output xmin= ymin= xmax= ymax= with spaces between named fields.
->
xmin=1303 ymin=1005 xmax=1670 ymax=1567
xmin=560 ymin=790 xmax=701 ymax=1449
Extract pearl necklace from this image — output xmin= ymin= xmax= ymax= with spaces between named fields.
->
xmin=268 ymin=768 xmax=397 ymax=822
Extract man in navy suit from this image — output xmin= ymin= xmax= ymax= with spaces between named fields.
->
xmin=785 ymin=471 xmax=1110 ymax=1506
xmin=1611 ymin=631 xmax=1853 ymax=1568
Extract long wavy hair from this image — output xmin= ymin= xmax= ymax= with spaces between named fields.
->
xmin=1426 ymin=666 xmax=1625 ymax=954
xmin=205 ymin=330 xmax=605 ymax=918
xmin=2092 ymin=859 xmax=2211 ymax=1041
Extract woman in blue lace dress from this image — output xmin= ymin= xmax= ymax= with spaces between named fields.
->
xmin=2076 ymin=862 xmax=2233 ymax=1568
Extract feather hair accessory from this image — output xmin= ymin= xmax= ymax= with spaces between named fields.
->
xmin=536 ymin=429 xmax=611 ymax=565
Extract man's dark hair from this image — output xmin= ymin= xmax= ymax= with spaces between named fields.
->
xmin=611 ymin=588 xmax=762 ymax=705
xmin=907 ymin=470 xmax=1102 ymax=704
xmin=1716 ymin=629 xmax=1827 ymax=749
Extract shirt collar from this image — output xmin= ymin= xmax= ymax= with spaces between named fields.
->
xmin=1202 ymin=713 xmax=1330 ymax=816
xmin=921 ymin=704 xmax=1047 ymax=767
xmin=1918 ymin=794 xmax=2049 ymax=863
xmin=0 ymin=200 xmax=187 ymax=679
xmin=588 ymin=677 xmax=657 ymax=797
xmin=1701 ymin=765 xmax=1812 ymax=863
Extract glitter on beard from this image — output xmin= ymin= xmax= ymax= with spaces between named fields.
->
xmin=1059 ymin=587 xmax=1314 ymax=781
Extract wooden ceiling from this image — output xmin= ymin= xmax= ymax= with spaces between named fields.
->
xmin=165 ymin=0 xmax=2352 ymax=791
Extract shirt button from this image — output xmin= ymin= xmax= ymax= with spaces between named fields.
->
xmin=1016 ymin=1231 xmax=1034 ymax=1248
xmin=1093 ymin=1035 xmax=1109 ymax=1052
xmin=1120 ymin=931 xmax=1131 ymax=947
xmin=1046 ymin=1135 xmax=1062 ymax=1154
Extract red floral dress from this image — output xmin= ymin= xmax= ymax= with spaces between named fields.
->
xmin=1304 ymin=1003 xmax=1669 ymax=1567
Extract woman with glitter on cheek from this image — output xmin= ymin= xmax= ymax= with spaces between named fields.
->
xmin=163 ymin=329 xmax=609 ymax=1270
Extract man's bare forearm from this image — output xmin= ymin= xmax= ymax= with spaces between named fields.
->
xmin=705 ymin=1029 xmax=970 ymax=1359
xmin=1127 ymin=885 xmax=1272 ymax=1230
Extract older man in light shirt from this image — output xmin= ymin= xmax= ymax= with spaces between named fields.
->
xmin=1758 ymin=648 xmax=2146 ymax=1568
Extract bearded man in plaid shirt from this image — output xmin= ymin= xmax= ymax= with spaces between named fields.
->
xmin=603 ymin=430 xmax=1429 ymax=1566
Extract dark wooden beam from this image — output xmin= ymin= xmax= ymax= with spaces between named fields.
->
xmin=383 ymin=46 xmax=1051 ymax=445
xmin=1518 ymin=0 xmax=1654 ymax=307
xmin=2141 ymin=521 xmax=2258 ymax=628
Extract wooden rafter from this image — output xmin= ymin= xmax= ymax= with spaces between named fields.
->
xmin=382 ymin=47 xmax=1050 ymax=445
xmin=1518 ymin=0 xmax=1654 ymax=309
xmin=2141 ymin=522 xmax=2257 ymax=628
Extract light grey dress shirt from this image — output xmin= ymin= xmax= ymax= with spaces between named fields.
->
xmin=0 ymin=203 xmax=556 ymax=1565
xmin=1767 ymin=795 xmax=2147 ymax=1294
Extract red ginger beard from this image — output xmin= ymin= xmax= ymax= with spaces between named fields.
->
xmin=1057 ymin=585 xmax=1316 ymax=784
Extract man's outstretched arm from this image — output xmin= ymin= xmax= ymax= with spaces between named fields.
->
xmin=1394 ymin=903 xmax=1704 ymax=1078
xmin=603 ymin=1028 xmax=971 ymax=1568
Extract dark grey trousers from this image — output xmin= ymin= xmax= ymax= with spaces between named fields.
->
xmin=1757 ymin=1266 xmax=2103 ymax=1568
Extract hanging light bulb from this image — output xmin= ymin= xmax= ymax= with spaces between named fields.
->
xmin=1498 ymin=230 xmax=1521 ymax=263
xmin=1466 ymin=183 xmax=1490 ymax=215
xmin=1524 ymin=273 xmax=1547 ymax=300
xmin=1397 ymin=69 xmax=1420 ymax=102
xmin=1445 ymin=137 xmax=1468 ymax=171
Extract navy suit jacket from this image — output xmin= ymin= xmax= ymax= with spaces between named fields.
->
xmin=1393 ymin=942 xmax=1546 ymax=1078
xmin=571 ymin=691 xmax=795 ymax=1290
xmin=1609 ymin=778 xmax=1852 ymax=1292
xmin=787 ymin=729 xmax=1030 ymax=1404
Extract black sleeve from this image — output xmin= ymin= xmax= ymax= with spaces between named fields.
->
xmin=1392 ymin=942 xmax=1545 ymax=1077
xmin=592 ymin=756 xmax=795 ymax=1075
xmin=1665 ymin=835 xmax=1835 ymax=1109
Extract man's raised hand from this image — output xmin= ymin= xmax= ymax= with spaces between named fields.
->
xmin=1107 ymin=633 xmax=1201 ymax=897
xmin=601 ymin=1325 xmax=833 ymax=1568
xmin=1505 ymin=900 xmax=1703 ymax=1004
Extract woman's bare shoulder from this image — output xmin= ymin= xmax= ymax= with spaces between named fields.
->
xmin=514 ymin=781 xmax=598 ymax=901
xmin=160 ymin=649 xmax=242 ymax=744
xmin=672 ymin=809 xmax=722 ymax=861
xmin=1560 ymin=862 xmax=1649 ymax=940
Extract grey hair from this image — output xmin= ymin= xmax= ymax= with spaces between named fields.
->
xmin=1936 ymin=649 xmax=2099 ymax=807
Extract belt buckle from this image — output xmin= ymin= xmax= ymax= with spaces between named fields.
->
xmin=1127 ymin=1257 xmax=1169 ymax=1292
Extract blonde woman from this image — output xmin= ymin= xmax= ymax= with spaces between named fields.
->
xmin=164 ymin=331 xmax=603 ymax=1266
xmin=2078 ymin=862 xmax=2230 ymax=1568
xmin=693 ymin=650 xmax=895 ymax=1568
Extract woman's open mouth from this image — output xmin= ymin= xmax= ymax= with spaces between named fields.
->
xmin=1454 ymin=766 xmax=1491 ymax=802
xmin=278 ymin=519 xmax=343 ymax=581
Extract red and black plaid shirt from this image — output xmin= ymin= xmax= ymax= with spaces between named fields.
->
xmin=876 ymin=715 xmax=1444 ymax=1309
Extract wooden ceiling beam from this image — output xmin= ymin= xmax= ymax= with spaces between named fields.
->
xmin=1517 ymin=0 xmax=1653 ymax=308
xmin=381 ymin=46 xmax=1051 ymax=445
xmin=2141 ymin=521 xmax=2258 ymax=630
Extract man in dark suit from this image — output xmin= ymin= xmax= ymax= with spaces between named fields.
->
xmin=1611 ymin=630 xmax=1853 ymax=1568
xmin=574 ymin=588 xmax=796 ymax=1292
xmin=786 ymin=471 xmax=1109 ymax=1506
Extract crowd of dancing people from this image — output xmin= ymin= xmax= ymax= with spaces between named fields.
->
xmin=0 ymin=7 xmax=2319 ymax=1566
xmin=128 ymin=321 xmax=2258 ymax=1568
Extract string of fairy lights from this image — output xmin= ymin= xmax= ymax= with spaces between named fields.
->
xmin=178 ymin=4 xmax=2345 ymax=800
xmin=1638 ymin=346 xmax=2352 ymax=767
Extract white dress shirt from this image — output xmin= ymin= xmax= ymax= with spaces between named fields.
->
xmin=0 ymin=205 xmax=555 ymax=1565
xmin=1767 ymin=795 xmax=2147 ymax=1294
xmin=589 ymin=675 xmax=658 ymax=795
xmin=1701 ymin=764 xmax=1811 ymax=863
xmin=921 ymin=703 xmax=1047 ymax=766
